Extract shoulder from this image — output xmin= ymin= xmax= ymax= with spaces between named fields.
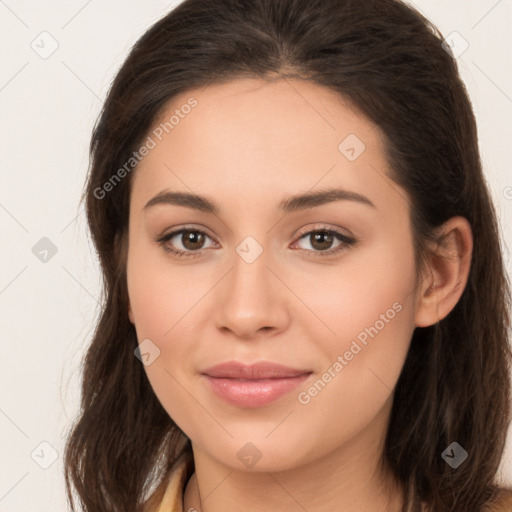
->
xmin=421 ymin=488 xmax=512 ymax=512
xmin=481 ymin=488 xmax=512 ymax=512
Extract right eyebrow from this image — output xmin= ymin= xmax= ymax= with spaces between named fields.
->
xmin=144 ymin=190 xmax=218 ymax=214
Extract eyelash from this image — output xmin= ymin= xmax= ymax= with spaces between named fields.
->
xmin=156 ymin=225 xmax=356 ymax=259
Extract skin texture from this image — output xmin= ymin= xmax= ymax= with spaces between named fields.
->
xmin=126 ymin=78 xmax=472 ymax=512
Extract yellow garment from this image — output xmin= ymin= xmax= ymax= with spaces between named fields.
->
xmin=151 ymin=453 xmax=512 ymax=512
xmin=154 ymin=453 xmax=191 ymax=512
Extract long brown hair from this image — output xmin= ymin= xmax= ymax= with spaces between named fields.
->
xmin=64 ymin=0 xmax=512 ymax=510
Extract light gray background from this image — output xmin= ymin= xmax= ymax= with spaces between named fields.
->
xmin=0 ymin=1 xmax=511 ymax=510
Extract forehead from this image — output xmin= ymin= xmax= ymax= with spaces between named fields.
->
xmin=130 ymin=77 xmax=403 ymax=218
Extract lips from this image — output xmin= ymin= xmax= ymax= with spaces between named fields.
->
xmin=202 ymin=361 xmax=311 ymax=379
xmin=201 ymin=361 xmax=312 ymax=408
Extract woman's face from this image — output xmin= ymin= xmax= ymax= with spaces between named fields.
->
xmin=126 ymin=77 xmax=421 ymax=472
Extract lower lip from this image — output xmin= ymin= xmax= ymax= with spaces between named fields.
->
xmin=202 ymin=374 xmax=311 ymax=408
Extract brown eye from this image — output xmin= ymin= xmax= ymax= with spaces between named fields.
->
xmin=156 ymin=228 xmax=216 ymax=257
xmin=181 ymin=230 xmax=206 ymax=250
xmin=309 ymin=231 xmax=335 ymax=251
xmin=293 ymin=228 xmax=356 ymax=257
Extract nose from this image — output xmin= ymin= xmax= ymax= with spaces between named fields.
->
xmin=213 ymin=243 xmax=290 ymax=340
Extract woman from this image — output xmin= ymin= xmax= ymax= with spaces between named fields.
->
xmin=64 ymin=0 xmax=512 ymax=510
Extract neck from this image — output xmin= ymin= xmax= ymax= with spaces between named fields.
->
xmin=183 ymin=398 xmax=404 ymax=512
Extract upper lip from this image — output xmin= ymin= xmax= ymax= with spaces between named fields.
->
xmin=201 ymin=361 xmax=312 ymax=380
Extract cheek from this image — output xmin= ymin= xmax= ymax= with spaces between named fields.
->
xmin=289 ymin=250 xmax=417 ymax=455
xmin=126 ymin=237 xmax=205 ymax=339
xmin=294 ymin=233 xmax=417 ymax=357
xmin=293 ymin=235 xmax=417 ymax=402
xmin=126 ymin=240 xmax=215 ymax=430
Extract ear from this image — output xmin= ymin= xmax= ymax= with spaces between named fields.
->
xmin=414 ymin=216 xmax=473 ymax=327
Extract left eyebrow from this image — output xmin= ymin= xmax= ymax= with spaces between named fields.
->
xmin=277 ymin=187 xmax=376 ymax=214
xmin=143 ymin=187 xmax=376 ymax=214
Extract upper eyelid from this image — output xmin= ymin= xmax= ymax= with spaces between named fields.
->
xmin=157 ymin=226 xmax=355 ymax=260
xmin=159 ymin=224 xmax=353 ymax=246
xmin=160 ymin=225 xmax=217 ymax=243
xmin=295 ymin=223 xmax=353 ymax=239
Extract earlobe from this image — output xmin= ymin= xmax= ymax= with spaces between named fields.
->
xmin=414 ymin=216 xmax=473 ymax=328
